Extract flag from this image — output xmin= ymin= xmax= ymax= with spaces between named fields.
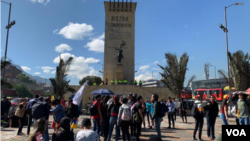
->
xmin=51 ymin=96 xmax=54 ymax=101
xmin=73 ymin=80 xmax=88 ymax=106
xmin=71 ymin=118 xmax=78 ymax=129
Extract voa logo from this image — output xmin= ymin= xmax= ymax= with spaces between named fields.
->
xmin=226 ymin=129 xmax=246 ymax=136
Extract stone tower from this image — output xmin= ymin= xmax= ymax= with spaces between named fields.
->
xmin=103 ymin=1 xmax=137 ymax=83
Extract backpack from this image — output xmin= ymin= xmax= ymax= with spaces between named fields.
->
xmin=90 ymin=103 xmax=98 ymax=116
xmin=158 ymin=102 xmax=168 ymax=118
xmin=121 ymin=107 xmax=131 ymax=121
xmin=32 ymin=102 xmax=45 ymax=119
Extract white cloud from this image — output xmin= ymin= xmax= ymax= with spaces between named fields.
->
xmin=84 ymin=57 xmax=100 ymax=63
xmin=53 ymin=53 xmax=99 ymax=79
xmin=154 ymin=61 xmax=159 ymax=64
xmin=51 ymin=70 xmax=56 ymax=74
xmin=30 ymin=0 xmax=50 ymax=5
xmin=56 ymin=22 xmax=94 ymax=40
xmin=84 ymin=33 xmax=104 ymax=53
xmin=55 ymin=44 xmax=72 ymax=53
xmin=53 ymin=29 xmax=58 ymax=33
xmin=139 ymin=65 xmax=149 ymax=71
xmin=41 ymin=66 xmax=54 ymax=74
xmin=34 ymin=72 xmax=41 ymax=75
xmin=41 ymin=66 xmax=54 ymax=70
xmin=21 ymin=66 xmax=31 ymax=72
xmin=135 ymin=71 xmax=159 ymax=82
xmin=44 ymin=70 xmax=50 ymax=73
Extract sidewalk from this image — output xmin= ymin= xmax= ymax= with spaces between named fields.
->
xmin=0 ymin=115 xmax=235 ymax=141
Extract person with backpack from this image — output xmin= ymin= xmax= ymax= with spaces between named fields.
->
xmin=131 ymin=96 xmax=145 ymax=141
xmin=65 ymin=99 xmax=80 ymax=131
xmin=204 ymin=95 xmax=219 ymax=140
xmin=26 ymin=94 xmax=39 ymax=136
xmin=15 ymin=98 xmax=28 ymax=135
xmin=145 ymin=99 xmax=152 ymax=128
xmin=90 ymin=94 xmax=102 ymax=135
xmin=128 ymin=93 xmax=136 ymax=139
xmin=117 ymin=98 xmax=131 ymax=141
xmin=166 ymin=97 xmax=175 ymax=129
xmin=192 ymin=96 xmax=205 ymax=141
xmin=180 ymin=98 xmax=188 ymax=123
xmin=107 ymin=95 xmax=121 ymax=141
xmin=32 ymin=97 xmax=50 ymax=141
xmin=151 ymin=94 xmax=162 ymax=139
xmin=27 ymin=118 xmax=47 ymax=141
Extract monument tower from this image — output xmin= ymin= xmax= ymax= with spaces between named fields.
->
xmin=103 ymin=0 xmax=137 ymax=83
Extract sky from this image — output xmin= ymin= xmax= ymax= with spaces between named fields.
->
xmin=1 ymin=0 xmax=250 ymax=86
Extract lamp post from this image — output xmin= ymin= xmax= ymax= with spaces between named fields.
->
xmin=219 ymin=2 xmax=243 ymax=115
xmin=1 ymin=1 xmax=16 ymax=81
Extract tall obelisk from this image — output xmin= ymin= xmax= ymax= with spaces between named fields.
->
xmin=103 ymin=1 xmax=136 ymax=83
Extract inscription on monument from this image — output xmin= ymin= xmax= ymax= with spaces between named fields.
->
xmin=108 ymin=16 xmax=132 ymax=39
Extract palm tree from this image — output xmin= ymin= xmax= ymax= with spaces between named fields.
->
xmin=49 ymin=55 xmax=75 ymax=98
xmin=1 ymin=58 xmax=13 ymax=89
xmin=218 ymin=50 xmax=250 ymax=91
xmin=158 ymin=53 xmax=196 ymax=101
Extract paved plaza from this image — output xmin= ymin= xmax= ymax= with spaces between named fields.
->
xmin=1 ymin=114 xmax=236 ymax=141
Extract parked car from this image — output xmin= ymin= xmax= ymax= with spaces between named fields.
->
xmin=11 ymin=98 xmax=22 ymax=106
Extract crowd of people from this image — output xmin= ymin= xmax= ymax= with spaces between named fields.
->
xmin=1 ymin=91 xmax=249 ymax=141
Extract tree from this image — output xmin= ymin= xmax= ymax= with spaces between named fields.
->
xmin=1 ymin=58 xmax=13 ymax=89
xmin=79 ymin=76 xmax=102 ymax=86
xmin=218 ymin=50 xmax=250 ymax=91
xmin=16 ymin=73 xmax=30 ymax=83
xmin=14 ymin=84 xmax=33 ymax=98
xmin=158 ymin=52 xmax=196 ymax=101
xmin=49 ymin=55 xmax=75 ymax=98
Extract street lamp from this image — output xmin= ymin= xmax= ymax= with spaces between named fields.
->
xmin=219 ymin=2 xmax=243 ymax=115
xmin=1 ymin=1 xmax=16 ymax=81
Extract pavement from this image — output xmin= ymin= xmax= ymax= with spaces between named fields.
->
xmin=0 ymin=114 xmax=236 ymax=141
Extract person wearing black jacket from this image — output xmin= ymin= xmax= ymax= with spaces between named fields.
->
xmin=180 ymin=99 xmax=188 ymax=123
xmin=65 ymin=99 xmax=80 ymax=131
xmin=52 ymin=117 xmax=74 ymax=141
xmin=204 ymin=95 xmax=219 ymax=140
xmin=32 ymin=97 xmax=50 ymax=141
xmin=100 ymin=95 xmax=111 ymax=140
xmin=192 ymin=96 xmax=205 ymax=141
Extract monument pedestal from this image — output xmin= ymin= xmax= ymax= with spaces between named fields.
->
xmin=115 ymin=64 xmax=123 ymax=81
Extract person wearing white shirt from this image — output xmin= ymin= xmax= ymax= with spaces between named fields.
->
xmin=166 ymin=97 xmax=175 ymax=129
xmin=75 ymin=118 xmax=99 ymax=141
xmin=172 ymin=98 xmax=179 ymax=120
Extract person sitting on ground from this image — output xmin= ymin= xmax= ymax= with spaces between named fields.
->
xmin=27 ymin=118 xmax=46 ymax=141
xmin=52 ymin=117 xmax=74 ymax=141
xmin=75 ymin=118 xmax=100 ymax=141
xmin=8 ymin=105 xmax=19 ymax=127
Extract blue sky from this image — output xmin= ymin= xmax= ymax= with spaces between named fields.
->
xmin=1 ymin=0 xmax=250 ymax=85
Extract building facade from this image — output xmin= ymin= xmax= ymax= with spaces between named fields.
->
xmin=1 ymin=65 xmax=22 ymax=84
xmin=142 ymin=79 xmax=165 ymax=87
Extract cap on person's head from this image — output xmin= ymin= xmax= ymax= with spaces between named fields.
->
xmin=35 ymin=95 xmax=39 ymax=99
xmin=82 ymin=118 xmax=91 ymax=127
xmin=38 ymin=96 xmax=43 ymax=101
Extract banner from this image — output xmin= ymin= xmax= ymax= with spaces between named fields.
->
xmin=73 ymin=80 xmax=88 ymax=105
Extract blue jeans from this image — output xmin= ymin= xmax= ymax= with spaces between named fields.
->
xmin=239 ymin=117 xmax=249 ymax=125
xmin=220 ymin=113 xmax=228 ymax=125
xmin=93 ymin=118 xmax=101 ymax=135
xmin=155 ymin=117 xmax=162 ymax=139
xmin=107 ymin=116 xmax=120 ymax=141
xmin=206 ymin=116 xmax=216 ymax=138
xmin=33 ymin=118 xmax=49 ymax=141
